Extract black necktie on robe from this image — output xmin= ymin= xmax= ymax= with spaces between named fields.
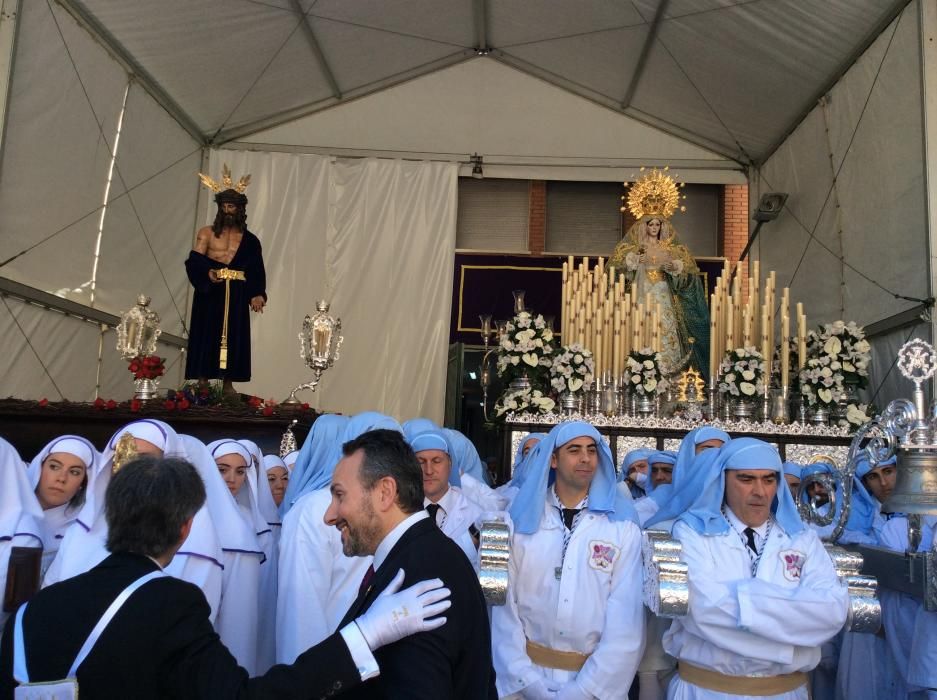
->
xmin=743 ymin=527 xmax=759 ymax=554
xmin=561 ymin=508 xmax=581 ymax=531
xmin=426 ymin=503 xmax=441 ymax=525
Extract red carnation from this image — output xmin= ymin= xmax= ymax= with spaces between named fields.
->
xmin=130 ymin=399 xmax=142 ymax=412
xmin=301 ymin=402 xmax=310 ymax=411
xmin=248 ymin=396 xmax=262 ymax=409
xmin=163 ymin=400 xmax=176 ymax=411
xmin=38 ymin=398 xmax=49 ymax=407
xmin=177 ymin=398 xmax=191 ymax=410
xmin=93 ymin=398 xmax=105 ymax=410
xmin=262 ymin=406 xmax=274 ymax=417
xmin=106 ymin=399 xmax=117 ymax=410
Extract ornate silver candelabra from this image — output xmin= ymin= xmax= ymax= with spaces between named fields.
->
xmin=283 ymin=301 xmax=343 ymax=405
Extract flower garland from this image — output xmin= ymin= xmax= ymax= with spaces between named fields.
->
xmin=718 ymin=347 xmax=766 ymax=398
xmin=550 ymin=344 xmax=594 ymax=394
xmin=626 ymin=348 xmax=669 ymax=396
xmin=128 ymin=355 xmax=164 ymax=380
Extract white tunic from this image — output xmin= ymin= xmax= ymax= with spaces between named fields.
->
xmin=491 ymin=494 xmax=645 ymax=699
xmin=424 ymin=485 xmax=483 ymax=564
xmin=276 ymin=488 xmax=372 ymax=664
xmin=664 ymin=518 xmax=849 ymax=700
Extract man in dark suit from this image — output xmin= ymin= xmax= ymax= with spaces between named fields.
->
xmin=325 ymin=429 xmax=497 ymax=699
xmin=0 ymin=455 xmax=451 ymax=700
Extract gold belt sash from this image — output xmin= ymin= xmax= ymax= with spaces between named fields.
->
xmin=678 ymin=661 xmax=808 ymax=696
xmin=214 ymin=267 xmax=246 ymax=369
xmin=525 ymin=639 xmax=590 ymax=672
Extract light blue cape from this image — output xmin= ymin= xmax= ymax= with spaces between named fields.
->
xmin=443 ymin=428 xmax=490 ymax=485
xmin=514 ymin=432 xmax=548 ymax=469
xmin=509 ymin=421 xmax=637 ymax=534
xmin=402 ymin=418 xmax=438 ymax=440
xmin=618 ymin=448 xmax=655 ymax=483
xmin=647 ymin=426 xmax=730 ymax=508
xmin=677 ymin=437 xmax=804 ymax=536
xmin=280 ymin=414 xmax=349 ymax=515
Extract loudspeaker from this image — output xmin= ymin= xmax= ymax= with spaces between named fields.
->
xmin=753 ymin=192 xmax=788 ymax=222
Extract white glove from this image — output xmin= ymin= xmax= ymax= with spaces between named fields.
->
xmin=354 ymin=568 xmax=451 ymax=650
xmin=523 ymin=678 xmax=560 ymax=700
xmin=556 ymin=680 xmax=593 ymax=699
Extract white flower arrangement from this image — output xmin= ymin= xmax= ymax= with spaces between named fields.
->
xmin=496 ymin=311 xmax=555 ymax=377
xmin=801 ymin=320 xmax=871 ymax=429
xmin=625 ymin=348 xmax=669 ymax=396
xmin=799 ymin=355 xmax=844 ymax=407
xmin=806 ymin=320 xmax=871 ymax=388
xmin=494 ymin=387 xmax=556 ymax=417
xmin=718 ymin=347 xmax=766 ymax=398
xmin=549 ymin=344 xmax=594 ymax=394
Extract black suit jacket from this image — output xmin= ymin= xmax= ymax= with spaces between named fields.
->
xmin=0 ymin=552 xmax=360 ymax=700
xmin=337 ymin=516 xmax=497 ymax=699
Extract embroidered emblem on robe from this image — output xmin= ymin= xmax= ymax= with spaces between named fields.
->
xmin=779 ymin=549 xmax=806 ymax=581
xmin=588 ymin=541 xmax=620 ymax=572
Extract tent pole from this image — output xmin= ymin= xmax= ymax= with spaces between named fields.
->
xmin=0 ymin=0 xmax=20 ymax=171
xmin=921 ymin=0 xmax=937 ymax=393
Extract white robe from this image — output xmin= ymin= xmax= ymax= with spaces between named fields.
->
xmin=664 ymin=519 xmax=849 ymax=700
xmin=425 ymin=485 xmax=483 ymax=565
xmin=491 ymin=495 xmax=645 ymax=699
xmin=275 ymin=488 xmax=372 ymax=664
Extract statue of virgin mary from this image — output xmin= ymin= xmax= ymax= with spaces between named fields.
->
xmin=609 ymin=168 xmax=710 ymax=376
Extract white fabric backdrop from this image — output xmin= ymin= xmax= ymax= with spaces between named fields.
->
xmin=210 ymin=150 xmax=457 ymax=423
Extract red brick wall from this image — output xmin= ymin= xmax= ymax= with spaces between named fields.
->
xmin=719 ymin=183 xmax=750 ymax=295
xmin=528 ymin=181 xmax=546 ymax=255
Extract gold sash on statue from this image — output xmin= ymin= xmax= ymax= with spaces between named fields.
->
xmin=215 ymin=267 xmax=246 ymax=369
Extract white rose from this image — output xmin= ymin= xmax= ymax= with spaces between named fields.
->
xmin=740 ymin=381 xmax=756 ymax=396
xmin=574 ymin=354 xmax=583 ymax=364
xmin=832 ymin=320 xmax=845 ymax=334
xmin=742 ymin=370 xmax=755 ymax=381
xmin=855 ymin=340 xmax=870 ymax=354
xmin=824 ymin=337 xmax=842 ymax=356
xmin=830 ymin=361 xmax=841 ymax=370
xmin=534 ymin=339 xmax=543 ymax=348
xmin=500 ymin=338 xmax=514 ymax=350
xmin=725 ymin=372 xmax=736 ymax=384
xmin=631 ymin=374 xmax=641 ymax=385
xmin=643 ymin=360 xmax=654 ymax=369
xmin=818 ymin=388 xmax=833 ymax=403
xmin=511 ymin=356 xmax=520 ymax=365
xmin=543 ymin=329 xmax=554 ymax=342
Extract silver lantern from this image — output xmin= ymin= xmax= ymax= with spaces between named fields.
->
xmin=283 ymin=301 xmax=343 ymax=405
xmin=116 ymin=295 xmax=162 ymax=400
xmin=116 ymin=295 xmax=161 ymax=360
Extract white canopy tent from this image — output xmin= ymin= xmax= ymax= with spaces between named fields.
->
xmin=0 ymin=0 xmax=929 ymax=420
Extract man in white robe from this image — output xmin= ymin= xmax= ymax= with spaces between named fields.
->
xmin=492 ymin=421 xmax=645 ymax=700
xmin=664 ymin=437 xmax=849 ymax=700
xmin=409 ymin=430 xmax=484 ymax=564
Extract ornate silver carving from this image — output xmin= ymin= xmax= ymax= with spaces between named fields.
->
xmin=478 ymin=518 xmax=510 ymax=605
xmin=506 ymin=411 xmax=852 ymax=438
xmin=116 ymin=294 xmax=161 ymax=360
xmin=824 ymin=544 xmax=881 ymax=633
xmin=642 ymin=529 xmax=690 ymax=618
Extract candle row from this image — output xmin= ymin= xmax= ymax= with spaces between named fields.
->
xmin=561 ymin=255 xmax=664 ymax=379
xmin=709 ymin=260 xmax=808 ymax=389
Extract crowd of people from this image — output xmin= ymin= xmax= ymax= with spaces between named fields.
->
xmin=0 ymin=413 xmax=935 ymax=699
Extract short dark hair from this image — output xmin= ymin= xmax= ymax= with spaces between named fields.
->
xmin=342 ymin=429 xmax=423 ymax=513
xmin=105 ymin=456 xmax=206 ymax=558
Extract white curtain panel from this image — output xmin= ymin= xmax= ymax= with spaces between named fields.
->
xmin=210 ymin=150 xmax=457 ymax=423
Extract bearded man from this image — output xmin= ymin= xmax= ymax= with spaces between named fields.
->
xmin=185 ymin=166 xmax=267 ymax=395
